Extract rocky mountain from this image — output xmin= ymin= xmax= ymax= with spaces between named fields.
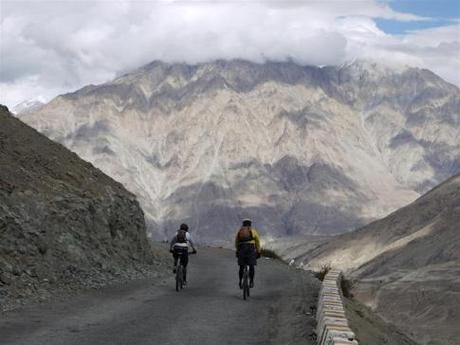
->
xmin=0 ymin=105 xmax=162 ymax=311
xmin=11 ymin=99 xmax=44 ymax=115
xmin=20 ymin=59 xmax=460 ymax=243
xmin=291 ymin=173 xmax=460 ymax=345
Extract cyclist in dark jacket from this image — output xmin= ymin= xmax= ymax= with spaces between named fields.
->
xmin=170 ymin=223 xmax=197 ymax=285
xmin=235 ymin=219 xmax=261 ymax=288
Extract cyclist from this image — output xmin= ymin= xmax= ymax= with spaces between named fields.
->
xmin=235 ymin=219 xmax=261 ymax=289
xmin=169 ymin=223 xmax=197 ymax=285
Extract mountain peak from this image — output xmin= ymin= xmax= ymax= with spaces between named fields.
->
xmin=91 ymin=58 xmax=458 ymax=99
xmin=11 ymin=99 xmax=45 ymax=115
xmin=21 ymin=59 xmax=460 ymax=242
xmin=338 ymin=58 xmax=456 ymax=89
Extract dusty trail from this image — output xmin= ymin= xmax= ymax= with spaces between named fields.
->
xmin=0 ymin=247 xmax=319 ymax=345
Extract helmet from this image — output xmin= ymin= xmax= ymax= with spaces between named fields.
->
xmin=242 ymin=218 xmax=252 ymax=227
xmin=179 ymin=223 xmax=189 ymax=231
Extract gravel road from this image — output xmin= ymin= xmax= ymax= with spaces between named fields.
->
xmin=0 ymin=247 xmax=319 ymax=345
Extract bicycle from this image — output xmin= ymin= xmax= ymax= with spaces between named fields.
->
xmin=242 ymin=264 xmax=250 ymax=300
xmin=174 ymin=250 xmax=196 ymax=292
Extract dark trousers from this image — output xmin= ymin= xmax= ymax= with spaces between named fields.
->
xmin=173 ymin=247 xmax=189 ymax=281
xmin=237 ymin=243 xmax=257 ymax=283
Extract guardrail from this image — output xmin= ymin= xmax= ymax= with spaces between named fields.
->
xmin=316 ymin=269 xmax=358 ymax=345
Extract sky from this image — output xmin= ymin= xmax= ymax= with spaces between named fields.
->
xmin=1 ymin=0 xmax=459 ymax=108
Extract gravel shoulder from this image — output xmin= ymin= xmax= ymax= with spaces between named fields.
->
xmin=0 ymin=247 xmax=319 ymax=345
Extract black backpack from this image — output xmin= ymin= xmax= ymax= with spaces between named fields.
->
xmin=176 ymin=229 xmax=187 ymax=243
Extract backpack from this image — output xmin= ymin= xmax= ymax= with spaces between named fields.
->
xmin=176 ymin=229 xmax=187 ymax=243
xmin=237 ymin=226 xmax=253 ymax=242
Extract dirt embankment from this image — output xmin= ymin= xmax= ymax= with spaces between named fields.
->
xmin=343 ymin=296 xmax=418 ymax=345
xmin=0 ymin=105 xmax=168 ymax=311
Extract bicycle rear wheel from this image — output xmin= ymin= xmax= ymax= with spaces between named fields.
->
xmin=176 ymin=265 xmax=182 ymax=292
xmin=242 ymin=268 xmax=249 ymax=300
xmin=179 ymin=266 xmax=184 ymax=290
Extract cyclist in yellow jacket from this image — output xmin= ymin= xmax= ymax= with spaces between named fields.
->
xmin=235 ymin=219 xmax=261 ymax=289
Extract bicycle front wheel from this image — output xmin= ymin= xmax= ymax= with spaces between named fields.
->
xmin=243 ymin=270 xmax=249 ymax=300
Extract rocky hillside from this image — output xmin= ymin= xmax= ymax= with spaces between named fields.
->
xmin=20 ymin=60 xmax=460 ymax=242
xmin=293 ymin=173 xmax=460 ymax=345
xmin=0 ymin=105 xmax=162 ymax=311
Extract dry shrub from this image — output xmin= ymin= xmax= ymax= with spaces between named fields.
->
xmin=314 ymin=263 xmax=332 ymax=281
xmin=260 ymin=248 xmax=282 ymax=260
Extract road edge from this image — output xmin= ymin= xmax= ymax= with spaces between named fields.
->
xmin=316 ymin=269 xmax=359 ymax=345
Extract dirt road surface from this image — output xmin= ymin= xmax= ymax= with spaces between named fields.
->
xmin=0 ymin=247 xmax=319 ymax=345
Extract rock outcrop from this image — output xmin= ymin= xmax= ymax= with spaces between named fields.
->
xmin=0 ymin=105 xmax=158 ymax=311
xmin=20 ymin=60 xmax=460 ymax=242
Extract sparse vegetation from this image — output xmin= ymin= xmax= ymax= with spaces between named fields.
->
xmin=260 ymin=248 xmax=282 ymax=260
xmin=314 ymin=263 xmax=331 ymax=281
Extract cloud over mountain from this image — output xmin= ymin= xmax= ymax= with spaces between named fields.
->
xmin=1 ymin=0 xmax=459 ymax=107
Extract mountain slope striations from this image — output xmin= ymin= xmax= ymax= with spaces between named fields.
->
xmin=20 ymin=60 xmax=460 ymax=242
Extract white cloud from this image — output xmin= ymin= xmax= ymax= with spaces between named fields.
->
xmin=340 ymin=19 xmax=460 ymax=85
xmin=0 ymin=0 xmax=458 ymax=108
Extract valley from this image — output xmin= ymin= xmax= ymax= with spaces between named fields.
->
xmin=2 ymin=59 xmax=459 ymax=345
xmin=273 ymin=172 xmax=460 ymax=345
